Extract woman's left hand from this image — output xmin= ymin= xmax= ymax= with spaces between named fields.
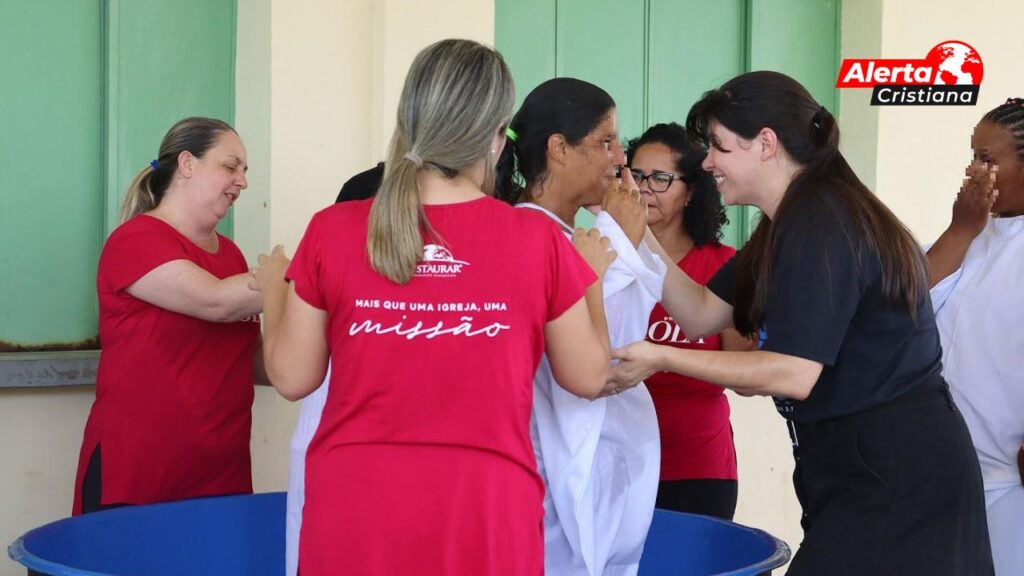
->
xmin=252 ymin=245 xmax=291 ymax=293
xmin=609 ymin=341 xmax=664 ymax=390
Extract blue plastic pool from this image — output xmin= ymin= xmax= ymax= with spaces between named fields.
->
xmin=9 ymin=492 xmax=789 ymax=575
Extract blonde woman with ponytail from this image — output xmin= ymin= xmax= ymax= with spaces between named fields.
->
xmin=73 ymin=117 xmax=265 ymax=516
xmin=254 ymin=39 xmax=613 ymax=575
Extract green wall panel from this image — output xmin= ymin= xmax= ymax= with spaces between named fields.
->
xmin=0 ymin=0 xmax=237 ymax=353
xmin=556 ymin=0 xmax=647 ymax=145
xmin=495 ymin=0 xmax=557 ymax=111
xmin=646 ymin=0 xmax=746 ymax=128
xmin=105 ymin=0 xmax=237 ymax=236
xmin=495 ymin=0 xmax=841 ymax=245
xmin=748 ymin=0 xmax=840 ymax=112
xmin=0 ymin=1 xmax=104 ymax=348
xmin=646 ymin=0 xmax=748 ymax=248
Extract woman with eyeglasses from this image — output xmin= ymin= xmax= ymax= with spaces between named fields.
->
xmin=626 ymin=123 xmax=753 ymax=520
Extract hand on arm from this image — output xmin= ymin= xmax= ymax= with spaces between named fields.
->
xmin=927 ymin=162 xmax=997 ymax=287
xmin=610 ymin=341 xmax=822 ymax=400
xmin=126 ymin=260 xmax=262 ymax=322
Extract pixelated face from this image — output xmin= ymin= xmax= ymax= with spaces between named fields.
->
xmin=971 ymin=120 xmax=1024 ymax=217
xmin=565 ymin=109 xmax=625 ymax=206
xmin=629 ymin=142 xmax=690 ymax=229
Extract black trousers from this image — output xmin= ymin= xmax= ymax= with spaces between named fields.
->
xmin=655 ymin=478 xmax=738 ymax=520
xmin=80 ymin=446 xmax=131 ymax=515
xmin=786 ymin=377 xmax=994 ymax=575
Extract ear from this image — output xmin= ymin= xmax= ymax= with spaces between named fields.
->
xmin=757 ymin=127 xmax=781 ymax=161
xmin=177 ymin=150 xmax=196 ymax=178
xmin=546 ymin=133 xmax=569 ymax=167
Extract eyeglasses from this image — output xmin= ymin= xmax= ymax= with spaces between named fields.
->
xmin=629 ymin=169 xmax=685 ymax=193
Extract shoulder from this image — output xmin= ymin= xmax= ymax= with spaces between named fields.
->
xmin=693 ymin=242 xmax=736 ymax=264
xmin=321 ymin=197 xmax=374 ymax=222
xmin=509 ymin=203 xmax=569 ymax=236
xmin=775 ymin=190 xmax=861 ymax=255
xmin=103 ymin=215 xmax=180 ymax=254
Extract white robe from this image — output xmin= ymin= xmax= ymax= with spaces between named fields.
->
xmin=522 ymin=205 xmax=665 ymax=576
xmin=930 ymin=216 xmax=1024 ymax=576
xmin=285 ymin=367 xmax=330 ymax=576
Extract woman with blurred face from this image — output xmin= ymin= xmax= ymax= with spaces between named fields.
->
xmin=497 ymin=77 xmax=664 ymax=576
xmin=927 ymin=98 xmax=1024 ymax=576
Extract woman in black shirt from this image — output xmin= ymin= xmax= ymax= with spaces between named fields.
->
xmin=612 ymin=71 xmax=993 ymax=575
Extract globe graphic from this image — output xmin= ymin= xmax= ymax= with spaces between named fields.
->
xmin=927 ymin=41 xmax=983 ymax=85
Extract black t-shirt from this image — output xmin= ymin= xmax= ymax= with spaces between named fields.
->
xmin=707 ymin=195 xmax=942 ymax=422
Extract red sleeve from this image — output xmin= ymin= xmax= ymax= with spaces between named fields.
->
xmin=100 ymin=216 xmax=190 ymax=293
xmin=544 ymin=223 xmax=597 ymax=322
xmin=715 ymin=243 xmax=737 ymax=269
xmin=285 ymin=212 xmax=327 ymax=310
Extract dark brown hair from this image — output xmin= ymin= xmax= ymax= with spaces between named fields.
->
xmin=686 ymin=71 xmax=927 ymax=337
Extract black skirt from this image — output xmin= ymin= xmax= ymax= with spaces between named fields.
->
xmin=786 ymin=377 xmax=994 ymax=575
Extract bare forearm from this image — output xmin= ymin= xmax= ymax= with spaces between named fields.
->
xmin=585 ymin=282 xmax=611 ymax=355
xmin=657 ymin=348 xmax=820 ymax=400
xmin=209 ymin=274 xmax=264 ymax=321
xmin=259 ymin=278 xmax=289 ymax=381
xmin=252 ymin=339 xmax=271 ymax=387
xmin=643 ymin=230 xmax=731 ymax=338
xmin=926 ymin=228 xmax=975 ymax=288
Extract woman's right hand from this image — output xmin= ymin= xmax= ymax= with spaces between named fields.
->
xmin=950 ymin=161 xmax=998 ymax=239
xmin=253 ymin=245 xmax=291 ymax=293
xmin=602 ymin=169 xmax=647 ymax=247
xmin=572 ymin=227 xmax=616 ymax=278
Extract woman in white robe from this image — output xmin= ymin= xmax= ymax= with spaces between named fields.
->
xmin=496 ymin=77 xmax=664 ymax=576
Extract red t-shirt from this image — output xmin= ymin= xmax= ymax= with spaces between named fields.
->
xmin=644 ymin=243 xmax=737 ymax=481
xmin=72 ymin=215 xmax=259 ymax=515
xmin=288 ymin=197 xmax=594 ymax=576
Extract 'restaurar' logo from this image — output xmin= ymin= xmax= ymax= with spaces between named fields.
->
xmin=415 ymin=244 xmax=469 ymax=278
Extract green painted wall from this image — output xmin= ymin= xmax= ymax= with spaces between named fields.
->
xmin=0 ymin=0 xmax=236 ymax=350
xmin=1 ymin=1 xmax=105 ymax=349
xmin=495 ymin=0 xmax=839 ymax=246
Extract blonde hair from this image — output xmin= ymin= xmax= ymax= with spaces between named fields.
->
xmin=119 ymin=117 xmax=236 ymax=223
xmin=368 ymin=39 xmax=515 ymax=284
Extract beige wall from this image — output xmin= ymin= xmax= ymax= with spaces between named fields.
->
xmin=3 ymin=2 xmax=1020 ymax=575
xmin=845 ymin=0 xmax=1024 ymax=244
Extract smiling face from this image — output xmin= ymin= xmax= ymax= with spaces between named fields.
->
xmin=187 ymin=130 xmax=248 ymax=221
xmin=971 ymin=120 xmax=1024 ymax=217
xmin=701 ymin=120 xmax=763 ymax=207
xmin=564 ymin=109 xmax=625 ymax=206
xmin=630 ymin=142 xmax=691 ymax=229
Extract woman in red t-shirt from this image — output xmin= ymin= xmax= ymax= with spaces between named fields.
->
xmin=73 ymin=117 xmax=264 ymax=515
xmin=627 ymin=123 xmax=754 ymax=520
xmin=253 ymin=39 xmax=614 ymax=576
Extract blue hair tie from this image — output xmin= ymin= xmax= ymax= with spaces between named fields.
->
xmin=149 ymin=159 xmax=160 ymax=170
